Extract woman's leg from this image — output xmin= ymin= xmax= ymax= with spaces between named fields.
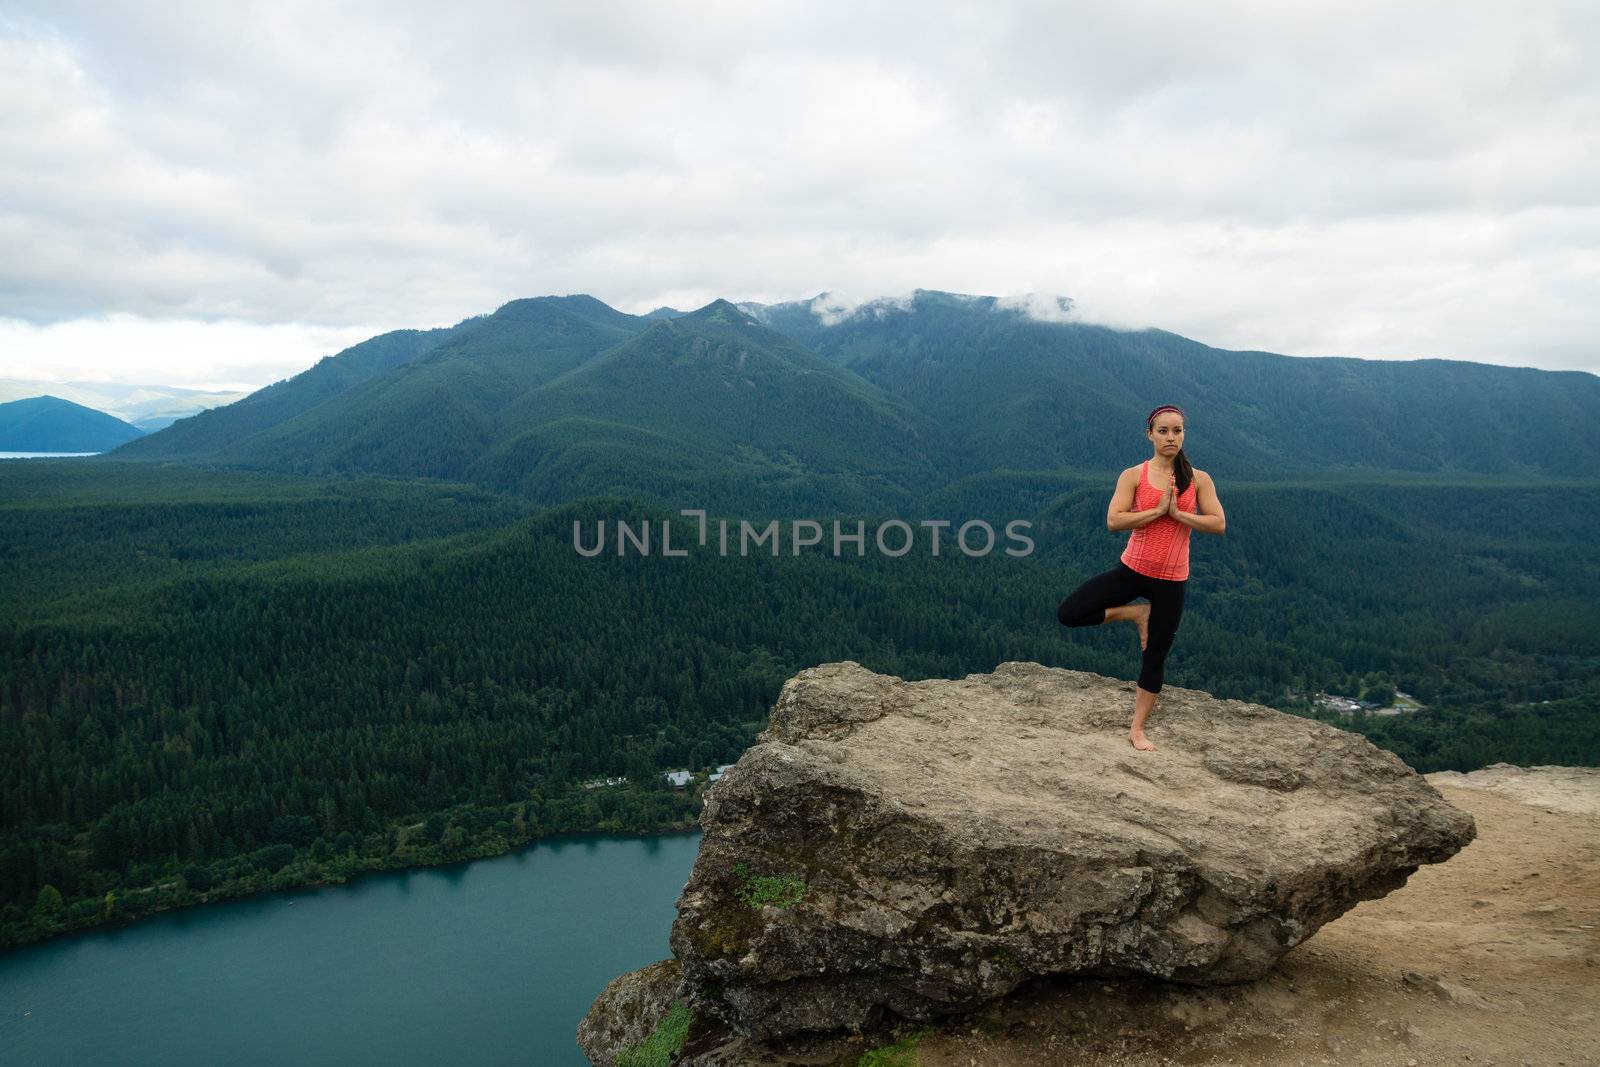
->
xmin=1129 ymin=687 xmax=1159 ymax=750
xmin=1057 ymin=564 xmax=1141 ymax=630
xmin=1130 ymin=578 xmax=1186 ymax=750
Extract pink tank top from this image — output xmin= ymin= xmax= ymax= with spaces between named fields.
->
xmin=1121 ymin=460 xmax=1197 ymax=581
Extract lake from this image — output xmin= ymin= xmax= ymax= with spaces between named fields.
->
xmin=0 ymin=829 xmax=703 ymax=1066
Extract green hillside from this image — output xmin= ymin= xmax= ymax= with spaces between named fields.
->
xmin=746 ymin=289 xmax=1600 ymax=480
xmin=106 ymin=297 xmax=958 ymax=514
xmin=181 ymin=296 xmax=651 ymax=479
xmin=112 ymin=327 xmax=458 ymax=461
xmin=465 ymin=300 xmax=951 ymax=510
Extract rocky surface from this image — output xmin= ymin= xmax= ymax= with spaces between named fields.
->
xmin=575 ymin=959 xmax=683 ymax=1067
xmin=675 ymin=661 xmax=1473 ymax=1039
xmin=580 ymin=659 xmax=1480 ymax=1061
xmin=1431 ymin=761 xmax=1600 ymax=817
xmin=581 ymin=772 xmax=1600 ymax=1065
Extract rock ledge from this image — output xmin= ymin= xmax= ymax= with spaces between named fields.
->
xmin=579 ymin=660 xmax=1476 ymax=1061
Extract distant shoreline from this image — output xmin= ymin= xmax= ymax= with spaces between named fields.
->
xmin=0 ymin=451 xmax=102 ymax=459
xmin=1 ymin=815 xmax=705 ymax=957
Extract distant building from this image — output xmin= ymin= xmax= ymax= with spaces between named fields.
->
xmin=581 ymin=776 xmax=627 ymax=789
xmin=708 ymin=763 xmax=735 ymax=782
xmin=663 ymin=769 xmax=693 ymax=787
xmin=1313 ymin=691 xmax=1362 ymax=714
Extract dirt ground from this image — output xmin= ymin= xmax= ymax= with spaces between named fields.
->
xmin=877 ymin=772 xmax=1600 ymax=1067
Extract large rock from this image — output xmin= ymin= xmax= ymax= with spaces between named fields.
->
xmin=665 ymin=660 xmax=1476 ymax=1041
xmin=576 ymin=959 xmax=684 ymax=1066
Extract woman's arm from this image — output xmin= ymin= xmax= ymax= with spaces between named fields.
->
xmin=1169 ymin=470 xmax=1226 ymax=535
xmin=1107 ymin=467 xmax=1167 ymax=532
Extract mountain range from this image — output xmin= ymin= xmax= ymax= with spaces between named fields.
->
xmin=103 ymin=289 xmax=1600 ymax=512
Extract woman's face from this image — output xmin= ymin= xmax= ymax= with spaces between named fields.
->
xmin=1148 ymin=415 xmax=1184 ymax=456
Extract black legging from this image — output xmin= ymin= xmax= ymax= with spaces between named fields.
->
xmin=1057 ymin=561 xmax=1186 ymax=693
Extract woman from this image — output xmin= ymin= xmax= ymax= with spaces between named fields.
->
xmin=1056 ymin=404 xmax=1226 ymax=751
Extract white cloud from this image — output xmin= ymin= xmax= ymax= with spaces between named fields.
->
xmin=0 ymin=315 xmax=392 ymax=391
xmin=995 ymin=293 xmax=1076 ymax=324
xmin=0 ymin=1 xmax=1595 ymax=384
xmin=806 ymin=291 xmax=918 ymax=326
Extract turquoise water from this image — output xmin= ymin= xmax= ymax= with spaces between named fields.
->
xmin=0 ymin=830 xmax=702 ymax=1066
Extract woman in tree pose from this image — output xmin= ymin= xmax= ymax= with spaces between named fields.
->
xmin=1057 ymin=405 xmax=1227 ymax=751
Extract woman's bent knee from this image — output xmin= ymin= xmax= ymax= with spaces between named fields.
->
xmin=1058 ymin=599 xmax=1103 ymax=627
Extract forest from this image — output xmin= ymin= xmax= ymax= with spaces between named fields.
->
xmin=2 ymin=463 xmax=1597 ymax=949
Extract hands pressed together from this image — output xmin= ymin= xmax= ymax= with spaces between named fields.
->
xmin=1156 ymin=472 xmax=1180 ymax=517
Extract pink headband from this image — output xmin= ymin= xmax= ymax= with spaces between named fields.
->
xmin=1146 ymin=404 xmax=1184 ymax=428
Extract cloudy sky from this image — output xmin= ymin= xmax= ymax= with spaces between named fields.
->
xmin=1 ymin=1 xmax=1595 ymax=390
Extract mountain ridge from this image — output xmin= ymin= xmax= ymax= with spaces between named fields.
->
xmin=98 ymin=290 xmax=1600 ymax=511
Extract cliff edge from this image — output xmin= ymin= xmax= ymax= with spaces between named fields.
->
xmin=577 ymin=663 xmax=1600 ymax=1066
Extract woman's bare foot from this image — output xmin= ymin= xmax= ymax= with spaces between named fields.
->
xmin=1133 ymin=603 xmax=1150 ymax=651
xmin=1130 ymin=730 xmax=1156 ymax=751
